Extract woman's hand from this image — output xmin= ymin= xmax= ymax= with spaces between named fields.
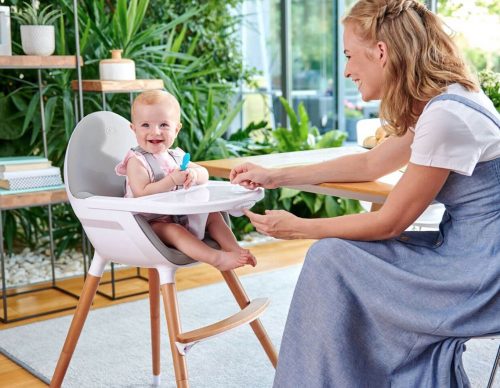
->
xmin=230 ymin=162 xmax=279 ymax=189
xmin=244 ymin=209 xmax=306 ymax=239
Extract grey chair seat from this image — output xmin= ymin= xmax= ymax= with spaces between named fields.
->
xmin=134 ymin=214 xmax=219 ymax=266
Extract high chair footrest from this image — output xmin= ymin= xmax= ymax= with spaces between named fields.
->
xmin=176 ymin=298 xmax=269 ymax=344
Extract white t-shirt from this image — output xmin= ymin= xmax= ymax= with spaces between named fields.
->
xmin=410 ymin=83 xmax=500 ymax=175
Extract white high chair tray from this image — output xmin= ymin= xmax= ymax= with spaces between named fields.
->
xmin=84 ymin=181 xmax=264 ymax=215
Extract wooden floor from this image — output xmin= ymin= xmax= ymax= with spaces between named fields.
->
xmin=0 ymin=239 xmax=314 ymax=388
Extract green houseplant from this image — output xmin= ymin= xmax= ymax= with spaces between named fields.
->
xmin=13 ymin=2 xmax=61 ymax=56
xmin=245 ymin=97 xmax=360 ymax=225
xmin=479 ymin=69 xmax=500 ymax=112
xmin=1 ymin=0 xmax=260 ymax=254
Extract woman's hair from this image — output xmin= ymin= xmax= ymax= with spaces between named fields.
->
xmin=131 ymin=90 xmax=180 ymax=122
xmin=343 ymin=0 xmax=479 ymax=136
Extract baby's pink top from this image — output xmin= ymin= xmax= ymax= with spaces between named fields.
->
xmin=115 ymin=147 xmax=185 ymax=198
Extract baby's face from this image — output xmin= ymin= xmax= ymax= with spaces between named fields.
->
xmin=131 ymin=102 xmax=181 ymax=154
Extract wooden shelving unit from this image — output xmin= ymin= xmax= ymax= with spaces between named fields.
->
xmin=71 ymin=78 xmax=164 ymax=113
xmin=0 ymin=188 xmax=68 ymax=210
xmin=0 ymin=55 xmax=83 ymax=69
xmin=71 ymin=78 xmax=163 ymax=92
xmin=0 ymin=52 xmax=84 ymax=323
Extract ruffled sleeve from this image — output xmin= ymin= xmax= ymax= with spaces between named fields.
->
xmin=115 ymin=149 xmax=151 ymax=177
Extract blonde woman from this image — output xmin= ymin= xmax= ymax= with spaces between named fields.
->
xmin=230 ymin=0 xmax=500 ymax=386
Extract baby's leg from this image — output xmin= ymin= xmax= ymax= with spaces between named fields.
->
xmin=151 ymin=222 xmax=253 ymax=271
xmin=205 ymin=213 xmax=257 ymax=267
xmin=206 ymin=212 xmax=241 ymax=252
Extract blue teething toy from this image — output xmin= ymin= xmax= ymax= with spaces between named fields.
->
xmin=180 ymin=153 xmax=190 ymax=171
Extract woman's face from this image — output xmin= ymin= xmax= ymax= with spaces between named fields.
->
xmin=343 ymin=23 xmax=387 ymax=101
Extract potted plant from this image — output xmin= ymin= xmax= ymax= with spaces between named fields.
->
xmin=478 ymin=69 xmax=500 ymax=112
xmin=13 ymin=2 xmax=60 ymax=56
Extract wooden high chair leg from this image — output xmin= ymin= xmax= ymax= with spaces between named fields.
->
xmin=148 ymin=269 xmax=161 ymax=384
xmin=221 ymin=270 xmax=278 ymax=368
xmin=50 ymin=274 xmax=101 ymax=388
xmin=160 ymin=283 xmax=189 ymax=388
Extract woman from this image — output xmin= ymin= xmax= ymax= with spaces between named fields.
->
xmin=230 ymin=0 xmax=500 ymax=386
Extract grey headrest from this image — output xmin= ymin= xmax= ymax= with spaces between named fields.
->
xmin=65 ymin=111 xmax=136 ymax=199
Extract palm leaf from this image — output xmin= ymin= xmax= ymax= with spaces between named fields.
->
xmin=278 ymin=97 xmax=299 ymax=130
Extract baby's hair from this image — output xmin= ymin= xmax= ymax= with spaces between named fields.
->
xmin=131 ymin=90 xmax=181 ymax=122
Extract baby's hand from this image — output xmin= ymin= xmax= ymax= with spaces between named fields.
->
xmin=183 ymin=168 xmax=198 ymax=189
xmin=169 ymin=169 xmax=188 ymax=187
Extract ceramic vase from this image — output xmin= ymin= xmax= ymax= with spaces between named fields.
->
xmin=99 ymin=49 xmax=136 ymax=81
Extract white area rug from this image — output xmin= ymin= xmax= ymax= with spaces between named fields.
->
xmin=0 ymin=265 xmax=498 ymax=387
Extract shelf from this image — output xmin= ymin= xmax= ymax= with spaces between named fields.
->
xmin=0 ymin=187 xmax=68 ymax=210
xmin=0 ymin=55 xmax=83 ymax=69
xmin=71 ymin=79 xmax=164 ymax=93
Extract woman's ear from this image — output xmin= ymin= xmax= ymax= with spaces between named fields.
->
xmin=376 ymin=41 xmax=388 ymax=67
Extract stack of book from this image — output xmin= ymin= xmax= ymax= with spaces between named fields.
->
xmin=0 ymin=156 xmax=64 ymax=194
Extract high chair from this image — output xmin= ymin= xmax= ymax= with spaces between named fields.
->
xmin=50 ymin=111 xmax=277 ymax=388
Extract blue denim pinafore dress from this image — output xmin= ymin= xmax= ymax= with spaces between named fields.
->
xmin=274 ymin=94 xmax=500 ymax=387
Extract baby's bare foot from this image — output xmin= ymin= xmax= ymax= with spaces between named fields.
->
xmin=213 ymin=250 xmax=256 ymax=271
xmin=240 ymin=249 xmax=257 ymax=267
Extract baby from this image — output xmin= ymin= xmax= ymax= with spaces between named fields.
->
xmin=115 ymin=90 xmax=256 ymax=271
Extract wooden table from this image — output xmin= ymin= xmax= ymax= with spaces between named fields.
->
xmin=198 ymin=146 xmax=402 ymax=205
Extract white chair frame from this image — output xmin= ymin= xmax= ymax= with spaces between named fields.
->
xmin=50 ymin=112 xmax=277 ymax=387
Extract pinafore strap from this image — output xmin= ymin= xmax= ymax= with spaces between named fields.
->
xmin=427 ymin=93 xmax=500 ymax=129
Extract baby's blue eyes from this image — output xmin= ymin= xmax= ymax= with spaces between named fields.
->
xmin=140 ymin=123 xmax=171 ymax=129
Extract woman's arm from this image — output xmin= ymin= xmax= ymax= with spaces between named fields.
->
xmin=246 ymin=162 xmax=449 ymax=240
xmin=231 ymin=129 xmax=414 ymax=188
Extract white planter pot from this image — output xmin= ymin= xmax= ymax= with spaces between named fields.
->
xmin=20 ymin=25 xmax=55 ymax=56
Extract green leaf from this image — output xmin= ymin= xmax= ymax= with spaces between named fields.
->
xmin=44 ymin=96 xmax=58 ymax=135
xmin=9 ymin=92 xmax=28 ymax=112
xmin=169 ymin=24 xmax=188 ymax=64
xmin=297 ymin=103 xmax=310 ymax=142
xmin=279 ymin=188 xmax=301 ymax=200
xmin=193 ymin=99 xmax=244 ymax=160
xmin=278 ymin=97 xmax=299 ymax=130
xmin=126 ymin=0 xmax=138 ymax=43
xmin=315 ymin=130 xmax=347 ymax=149
xmin=272 ymin=127 xmax=295 ymax=151
xmin=22 ymin=92 xmax=40 ymax=134
xmin=0 ymin=94 xmax=26 ymax=140
xmin=62 ymin=91 xmax=74 ymax=139
xmin=114 ymin=0 xmax=128 ymax=45
xmin=79 ymin=20 xmax=91 ymax=54
xmin=342 ymin=199 xmax=363 ymax=214
xmin=300 ymin=192 xmax=317 ymax=213
xmin=325 ymin=196 xmax=343 ymax=217
xmin=57 ymin=14 xmax=66 ymax=55
xmin=313 ymin=195 xmax=324 ymax=214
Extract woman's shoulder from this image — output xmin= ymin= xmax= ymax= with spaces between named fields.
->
xmin=424 ymin=83 xmax=496 ymax=115
xmin=418 ymin=83 xmax=500 ymax=132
